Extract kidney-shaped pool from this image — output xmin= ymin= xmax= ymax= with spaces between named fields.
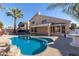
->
xmin=10 ymin=36 xmax=47 ymax=55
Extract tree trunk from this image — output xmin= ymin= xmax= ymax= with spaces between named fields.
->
xmin=13 ymin=17 xmax=16 ymax=34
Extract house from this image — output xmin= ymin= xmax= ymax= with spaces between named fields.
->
xmin=18 ymin=21 xmax=29 ymax=30
xmin=17 ymin=21 xmax=30 ymax=34
xmin=4 ymin=26 xmax=13 ymax=35
xmin=29 ymin=12 xmax=71 ymax=36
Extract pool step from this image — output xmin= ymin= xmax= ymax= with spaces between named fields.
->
xmin=48 ymin=42 xmax=54 ymax=45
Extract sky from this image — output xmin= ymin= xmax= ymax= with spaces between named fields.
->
xmin=0 ymin=3 xmax=79 ymax=28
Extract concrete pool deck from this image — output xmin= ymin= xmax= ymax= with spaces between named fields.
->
xmin=0 ymin=35 xmax=79 ymax=56
xmin=31 ymin=36 xmax=79 ymax=56
xmin=48 ymin=37 xmax=79 ymax=56
xmin=0 ymin=35 xmax=21 ymax=56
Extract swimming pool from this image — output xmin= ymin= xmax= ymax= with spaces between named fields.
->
xmin=10 ymin=36 xmax=47 ymax=55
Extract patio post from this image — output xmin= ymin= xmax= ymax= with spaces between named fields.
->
xmin=48 ymin=23 xmax=51 ymax=36
xmin=60 ymin=25 xmax=62 ymax=35
xmin=59 ymin=24 xmax=61 ymax=32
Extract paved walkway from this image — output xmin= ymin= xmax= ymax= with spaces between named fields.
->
xmin=38 ymin=36 xmax=79 ymax=56
xmin=48 ymin=36 xmax=79 ymax=56
xmin=37 ymin=47 xmax=62 ymax=56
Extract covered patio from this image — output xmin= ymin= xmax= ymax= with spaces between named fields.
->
xmin=30 ymin=23 xmax=66 ymax=36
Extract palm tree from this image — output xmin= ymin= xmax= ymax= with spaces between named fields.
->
xmin=0 ymin=21 xmax=3 ymax=29
xmin=7 ymin=8 xmax=23 ymax=34
xmin=0 ymin=21 xmax=3 ymax=35
xmin=0 ymin=4 xmax=4 ymax=29
xmin=47 ymin=3 xmax=79 ymax=22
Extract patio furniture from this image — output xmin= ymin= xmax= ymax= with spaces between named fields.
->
xmin=0 ymin=43 xmax=10 ymax=56
xmin=69 ymin=29 xmax=79 ymax=47
xmin=0 ymin=50 xmax=7 ymax=56
xmin=70 ymin=34 xmax=79 ymax=47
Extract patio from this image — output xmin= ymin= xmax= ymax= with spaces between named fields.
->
xmin=37 ymin=36 xmax=79 ymax=56
xmin=45 ymin=36 xmax=79 ymax=56
xmin=0 ymin=35 xmax=79 ymax=56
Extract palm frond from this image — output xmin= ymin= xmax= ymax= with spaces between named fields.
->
xmin=7 ymin=8 xmax=23 ymax=18
xmin=47 ymin=3 xmax=79 ymax=21
xmin=7 ymin=12 xmax=13 ymax=16
xmin=47 ymin=3 xmax=69 ymax=10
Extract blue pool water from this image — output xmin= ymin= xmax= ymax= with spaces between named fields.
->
xmin=11 ymin=36 xmax=47 ymax=55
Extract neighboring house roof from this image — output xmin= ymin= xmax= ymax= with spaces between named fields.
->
xmin=18 ymin=22 xmax=25 ymax=27
xmin=18 ymin=21 xmax=29 ymax=27
xmin=6 ymin=26 xmax=13 ymax=29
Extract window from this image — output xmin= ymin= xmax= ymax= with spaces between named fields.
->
xmin=34 ymin=27 xmax=37 ymax=32
xmin=32 ymin=21 xmax=35 ymax=24
xmin=52 ymin=26 xmax=60 ymax=33
xmin=31 ymin=27 xmax=37 ymax=32
xmin=31 ymin=28 xmax=34 ymax=32
xmin=62 ymin=25 xmax=65 ymax=33
xmin=53 ymin=26 xmax=55 ymax=33
xmin=42 ymin=19 xmax=47 ymax=24
xmin=56 ymin=26 xmax=60 ymax=32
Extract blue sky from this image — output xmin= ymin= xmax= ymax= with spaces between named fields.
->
xmin=0 ymin=3 xmax=78 ymax=28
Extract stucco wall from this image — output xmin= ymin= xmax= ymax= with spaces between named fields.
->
xmin=30 ymin=27 xmax=48 ymax=35
xmin=37 ymin=27 xmax=48 ymax=35
xmin=30 ymin=15 xmax=70 ymax=26
xmin=30 ymin=14 xmax=71 ymax=35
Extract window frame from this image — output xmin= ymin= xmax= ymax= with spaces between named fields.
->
xmin=42 ymin=19 xmax=47 ymax=24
